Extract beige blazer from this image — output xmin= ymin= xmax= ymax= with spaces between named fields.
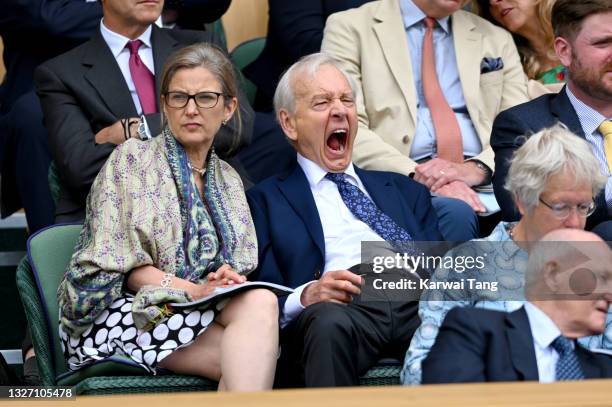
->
xmin=321 ymin=0 xmax=528 ymax=176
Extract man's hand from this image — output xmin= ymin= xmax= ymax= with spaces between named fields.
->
xmin=94 ymin=117 xmax=140 ymax=145
xmin=435 ymin=180 xmax=486 ymax=213
xmin=414 ymin=158 xmax=488 ymax=191
xmin=301 ymin=270 xmax=363 ymax=307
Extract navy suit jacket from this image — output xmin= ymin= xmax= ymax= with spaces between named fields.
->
xmin=422 ymin=307 xmax=612 ymax=384
xmin=490 ymin=86 xmax=608 ymax=228
xmin=246 ymin=163 xmax=442 ymax=311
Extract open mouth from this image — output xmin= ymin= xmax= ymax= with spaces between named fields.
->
xmin=326 ymin=129 xmax=348 ymax=154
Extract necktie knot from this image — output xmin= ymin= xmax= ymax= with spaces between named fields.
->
xmin=325 ymin=172 xmax=346 ymax=184
xmin=126 ymin=40 xmax=144 ymax=55
xmin=424 ymin=17 xmax=436 ymax=30
xmin=551 ymin=336 xmax=573 ymax=356
xmin=599 ymin=120 xmax=612 ymax=139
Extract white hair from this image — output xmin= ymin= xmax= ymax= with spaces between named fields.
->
xmin=273 ymin=52 xmax=358 ymax=118
xmin=505 ymin=124 xmax=606 ymax=212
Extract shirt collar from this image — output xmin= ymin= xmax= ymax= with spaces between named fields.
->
xmin=565 ymin=85 xmax=609 ymax=137
xmin=296 ymin=153 xmax=359 ymax=189
xmin=524 ymin=302 xmax=563 ymax=350
xmin=399 ymin=0 xmax=451 ymax=34
xmin=100 ymin=19 xmax=153 ymax=59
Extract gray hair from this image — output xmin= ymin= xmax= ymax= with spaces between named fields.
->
xmin=273 ymin=52 xmax=358 ymax=117
xmin=505 ymin=124 xmax=606 ymax=212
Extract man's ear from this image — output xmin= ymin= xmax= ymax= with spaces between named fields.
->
xmin=543 ymin=260 xmax=562 ymax=294
xmin=554 ymin=36 xmax=573 ymax=68
xmin=515 ymin=195 xmax=527 ymax=217
xmin=278 ymin=109 xmax=298 ymax=143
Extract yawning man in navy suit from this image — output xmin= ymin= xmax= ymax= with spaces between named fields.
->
xmin=247 ymin=53 xmax=442 ymax=388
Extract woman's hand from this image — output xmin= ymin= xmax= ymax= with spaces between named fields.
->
xmin=191 ymin=278 xmax=231 ymax=300
xmin=207 ymin=264 xmax=246 ymax=286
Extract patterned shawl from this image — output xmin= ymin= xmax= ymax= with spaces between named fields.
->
xmin=58 ymin=128 xmax=257 ymax=336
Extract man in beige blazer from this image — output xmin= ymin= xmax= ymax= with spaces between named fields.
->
xmin=322 ymin=0 xmax=528 ymax=240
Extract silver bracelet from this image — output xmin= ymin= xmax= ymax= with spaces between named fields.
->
xmin=160 ymin=272 xmax=173 ymax=288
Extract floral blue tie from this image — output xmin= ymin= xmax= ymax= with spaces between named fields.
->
xmin=551 ymin=336 xmax=585 ymax=381
xmin=326 ymin=173 xmax=414 ymax=252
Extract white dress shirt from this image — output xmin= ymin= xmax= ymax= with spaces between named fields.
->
xmin=100 ymin=20 xmax=155 ymax=116
xmin=524 ymin=302 xmax=565 ymax=383
xmin=280 ymin=154 xmax=385 ymax=328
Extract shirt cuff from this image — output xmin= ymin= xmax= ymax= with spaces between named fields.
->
xmin=141 ymin=115 xmax=153 ymax=139
xmin=280 ymin=281 xmax=316 ymax=329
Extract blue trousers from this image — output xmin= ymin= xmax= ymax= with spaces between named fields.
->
xmin=431 ymin=196 xmax=479 ymax=242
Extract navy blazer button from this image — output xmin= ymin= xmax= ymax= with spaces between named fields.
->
xmin=314 ymin=270 xmax=321 ymax=279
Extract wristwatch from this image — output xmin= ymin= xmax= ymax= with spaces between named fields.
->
xmin=137 ymin=115 xmax=151 ymax=140
xmin=471 ymin=160 xmax=492 ymax=185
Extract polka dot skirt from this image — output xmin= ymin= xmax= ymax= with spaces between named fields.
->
xmin=59 ymin=295 xmax=227 ymax=373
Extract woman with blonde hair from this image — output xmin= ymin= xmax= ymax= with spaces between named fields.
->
xmin=475 ymin=0 xmax=564 ymax=96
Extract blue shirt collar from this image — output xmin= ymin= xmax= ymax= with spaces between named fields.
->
xmin=399 ymin=0 xmax=451 ymax=33
xmin=565 ymin=85 xmax=609 ymax=138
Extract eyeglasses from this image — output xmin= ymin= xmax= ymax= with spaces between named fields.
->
xmin=538 ymin=197 xmax=596 ymax=219
xmin=164 ymin=91 xmax=225 ymax=109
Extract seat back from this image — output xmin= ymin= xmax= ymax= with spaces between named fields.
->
xmin=25 ymin=224 xmax=82 ymax=378
xmin=230 ymin=37 xmax=266 ymax=106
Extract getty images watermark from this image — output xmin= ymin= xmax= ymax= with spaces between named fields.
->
xmin=358 ymin=240 xmax=611 ymax=302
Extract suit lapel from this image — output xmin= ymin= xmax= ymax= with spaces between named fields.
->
xmin=277 ymin=166 xmax=325 ymax=258
xmin=551 ymin=87 xmax=586 ymax=138
xmin=452 ymin=12 xmax=482 ymax=126
xmin=372 ymin=0 xmax=417 ymax=126
xmin=506 ymin=308 xmax=540 ymax=381
xmin=83 ymin=30 xmax=138 ymax=118
xmin=356 ymin=167 xmax=408 ymax=232
xmin=576 ymin=346 xmax=604 ymax=379
xmin=151 ymin=26 xmax=179 ymax=99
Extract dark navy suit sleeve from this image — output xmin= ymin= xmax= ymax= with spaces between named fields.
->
xmin=0 ymin=0 xmax=101 ymax=40
xmin=421 ymin=307 xmax=487 ymax=384
xmin=490 ymin=108 xmax=532 ymax=222
xmin=246 ymin=186 xmax=289 ymax=311
xmin=405 ymin=179 xmax=443 ymax=241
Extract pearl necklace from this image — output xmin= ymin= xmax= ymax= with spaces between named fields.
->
xmin=189 ymin=162 xmax=206 ymax=177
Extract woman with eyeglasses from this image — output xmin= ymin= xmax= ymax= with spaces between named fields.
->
xmin=402 ymin=124 xmax=611 ymax=385
xmin=56 ymin=43 xmax=279 ymax=391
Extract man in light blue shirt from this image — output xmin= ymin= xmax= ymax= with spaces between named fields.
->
xmin=322 ymin=0 xmax=528 ymax=241
xmin=491 ymin=0 xmax=612 ymax=239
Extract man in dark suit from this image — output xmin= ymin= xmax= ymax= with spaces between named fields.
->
xmin=422 ymin=229 xmax=612 ymax=384
xmin=244 ymin=0 xmax=372 ymax=112
xmin=0 ymin=0 xmax=103 ymax=233
xmin=34 ymin=0 xmax=253 ymax=222
xmin=491 ymin=0 xmax=612 ymax=235
xmin=247 ymin=53 xmax=442 ymax=387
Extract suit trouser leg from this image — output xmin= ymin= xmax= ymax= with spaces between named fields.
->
xmin=3 ymin=91 xmax=55 ymax=233
xmin=277 ymin=289 xmax=419 ymax=388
